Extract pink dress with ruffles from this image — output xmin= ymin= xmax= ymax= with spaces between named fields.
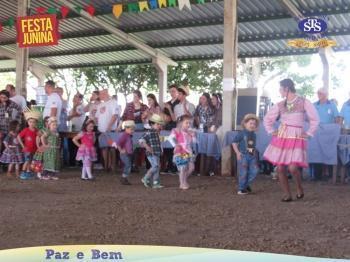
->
xmin=263 ymin=96 xmax=319 ymax=168
xmin=76 ymin=132 xmax=97 ymax=162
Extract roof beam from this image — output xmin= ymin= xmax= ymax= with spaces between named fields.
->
xmin=0 ymin=46 xmax=54 ymax=74
xmin=57 ymin=0 xmax=177 ymax=67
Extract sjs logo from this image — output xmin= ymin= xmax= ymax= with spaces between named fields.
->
xmin=298 ymin=17 xmax=327 ymax=34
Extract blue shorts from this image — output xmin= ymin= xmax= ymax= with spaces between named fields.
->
xmin=24 ymin=152 xmax=34 ymax=162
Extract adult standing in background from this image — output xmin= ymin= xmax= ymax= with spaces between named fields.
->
xmin=56 ymin=87 xmax=68 ymax=132
xmin=263 ymin=79 xmax=319 ymax=202
xmin=85 ymin=90 xmax=101 ymax=123
xmin=173 ymin=85 xmax=195 ymax=120
xmin=0 ymin=90 xmax=22 ymax=153
xmin=313 ymin=88 xmax=340 ymax=124
xmin=194 ymin=93 xmax=215 ymax=132
xmin=211 ymin=93 xmax=222 ymax=132
xmin=121 ymin=90 xmax=148 ymax=131
xmin=162 ymin=84 xmax=179 ymax=174
xmin=312 ymin=88 xmax=340 ymax=181
xmin=43 ymin=80 xmax=62 ymax=125
xmin=6 ymin=84 xmax=27 ymax=110
xmin=96 ymin=89 xmax=119 ymax=172
xmin=340 ymin=92 xmax=350 ymax=128
xmin=68 ymin=93 xmax=86 ymax=132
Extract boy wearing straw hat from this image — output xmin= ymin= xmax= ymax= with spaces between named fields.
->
xmin=139 ymin=114 xmax=165 ymax=189
xmin=18 ymin=108 xmax=41 ymax=178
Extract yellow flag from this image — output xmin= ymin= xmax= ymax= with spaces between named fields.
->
xmin=158 ymin=0 xmax=167 ymax=8
xmin=139 ymin=1 xmax=149 ymax=11
xmin=113 ymin=4 xmax=123 ymax=18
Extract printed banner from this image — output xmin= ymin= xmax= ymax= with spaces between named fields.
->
xmin=0 ymin=245 xmax=343 ymax=262
xmin=16 ymin=14 xmax=59 ymax=48
xmin=287 ymin=38 xmax=336 ymax=48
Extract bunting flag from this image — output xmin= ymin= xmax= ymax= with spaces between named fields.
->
xmin=47 ymin=7 xmax=58 ymax=14
xmin=158 ymin=0 xmax=167 ymax=8
xmin=85 ymin=4 xmax=96 ymax=16
xmin=139 ymin=1 xmax=149 ymax=11
xmin=178 ymin=0 xmax=191 ymax=10
xmin=75 ymin=5 xmax=83 ymax=13
xmin=128 ymin=3 xmax=139 ymax=12
xmin=149 ymin=0 xmax=158 ymax=9
xmin=0 ymin=24 xmax=2 ymax=32
xmin=112 ymin=4 xmax=123 ymax=18
xmin=36 ymin=7 xmax=47 ymax=14
xmin=60 ymin=6 xmax=70 ymax=18
xmin=197 ymin=0 xmax=205 ymax=3
xmin=168 ymin=0 xmax=177 ymax=7
xmin=4 ymin=17 xmax=15 ymax=28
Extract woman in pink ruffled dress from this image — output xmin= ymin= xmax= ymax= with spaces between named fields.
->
xmin=263 ymin=79 xmax=319 ymax=202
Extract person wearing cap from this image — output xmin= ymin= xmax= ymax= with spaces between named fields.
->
xmin=113 ymin=120 xmax=135 ymax=185
xmin=139 ymin=114 xmax=165 ymax=189
xmin=312 ymin=88 xmax=340 ymax=181
xmin=173 ymin=85 xmax=195 ymax=120
xmin=95 ymin=89 xmax=120 ymax=172
xmin=313 ymin=88 xmax=340 ymax=124
xmin=340 ymin=92 xmax=350 ymax=128
xmin=232 ymin=114 xmax=260 ymax=195
xmin=17 ymin=109 xmax=41 ymax=178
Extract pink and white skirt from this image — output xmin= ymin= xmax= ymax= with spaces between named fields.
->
xmin=263 ymin=124 xmax=308 ymax=168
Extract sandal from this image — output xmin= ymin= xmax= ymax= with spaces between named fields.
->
xmin=281 ymin=197 xmax=293 ymax=202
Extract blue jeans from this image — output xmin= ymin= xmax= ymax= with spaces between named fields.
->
xmin=237 ymin=154 xmax=258 ymax=191
xmin=145 ymin=155 xmax=160 ymax=184
xmin=120 ymin=154 xmax=131 ymax=177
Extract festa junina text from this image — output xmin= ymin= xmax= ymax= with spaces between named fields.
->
xmin=17 ymin=14 xmax=59 ymax=48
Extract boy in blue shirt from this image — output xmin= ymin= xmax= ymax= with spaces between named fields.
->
xmin=232 ymin=114 xmax=259 ymax=195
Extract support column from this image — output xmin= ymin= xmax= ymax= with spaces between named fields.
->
xmin=15 ymin=0 xmax=29 ymax=97
xmin=221 ymin=0 xmax=238 ymax=177
xmin=319 ymin=48 xmax=330 ymax=92
xmin=152 ymin=58 xmax=168 ymax=107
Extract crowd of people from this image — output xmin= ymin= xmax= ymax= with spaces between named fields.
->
xmin=0 ymin=78 xmax=349 ymax=200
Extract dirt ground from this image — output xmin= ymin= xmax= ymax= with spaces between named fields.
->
xmin=0 ymin=169 xmax=349 ymax=259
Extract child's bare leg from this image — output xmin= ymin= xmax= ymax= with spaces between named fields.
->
xmin=15 ymin=164 xmax=20 ymax=177
xmin=7 ymin=164 xmax=13 ymax=177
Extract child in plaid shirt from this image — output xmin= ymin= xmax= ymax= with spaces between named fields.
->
xmin=139 ymin=114 xmax=164 ymax=188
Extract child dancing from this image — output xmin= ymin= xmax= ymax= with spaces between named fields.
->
xmin=73 ymin=120 xmax=97 ymax=181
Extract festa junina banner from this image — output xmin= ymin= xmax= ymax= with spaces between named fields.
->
xmin=0 ymin=245 xmax=346 ymax=262
xmin=16 ymin=14 xmax=59 ymax=48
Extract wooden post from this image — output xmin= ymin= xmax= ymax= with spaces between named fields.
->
xmin=153 ymin=58 xmax=168 ymax=107
xmin=15 ymin=0 xmax=29 ymax=97
xmin=221 ymin=0 xmax=238 ymax=176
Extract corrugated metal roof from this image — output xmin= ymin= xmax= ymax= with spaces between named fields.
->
xmin=0 ymin=0 xmax=349 ymax=71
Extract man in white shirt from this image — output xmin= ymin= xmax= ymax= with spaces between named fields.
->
xmin=6 ymin=84 xmax=27 ymax=110
xmin=43 ymin=80 xmax=62 ymax=124
xmin=68 ymin=93 xmax=86 ymax=132
xmin=95 ymin=89 xmax=120 ymax=172
xmin=174 ymin=85 xmax=195 ymax=120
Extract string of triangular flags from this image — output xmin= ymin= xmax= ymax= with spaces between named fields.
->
xmin=0 ymin=0 xmax=212 ymax=32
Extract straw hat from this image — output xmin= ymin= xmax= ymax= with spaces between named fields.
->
xmin=177 ymin=85 xmax=190 ymax=96
xmin=241 ymin=113 xmax=260 ymax=127
xmin=149 ymin=114 xmax=165 ymax=125
xmin=23 ymin=107 xmax=42 ymax=121
xmin=48 ymin=117 xmax=58 ymax=126
xmin=122 ymin=120 xmax=135 ymax=129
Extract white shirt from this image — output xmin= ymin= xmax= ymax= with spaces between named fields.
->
xmin=95 ymin=99 xmax=119 ymax=132
xmin=174 ymin=100 xmax=195 ymax=119
xmin=10 ymin=95 xmax=27 ymax=109
xmin=88 ymin=101 xmax=101 ymax=122
xmin=43 ymin=93 xmax=62 ymax=124
xmin=69 ymin=104 xmax=86 ymax=131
